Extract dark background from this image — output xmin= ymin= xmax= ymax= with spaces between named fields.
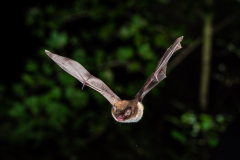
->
xmin=1 ymin=0 xmax=240 ymax=160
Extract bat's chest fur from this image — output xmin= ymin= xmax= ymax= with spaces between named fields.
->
xmin=112 ymin=102 xmax=144 ymax=123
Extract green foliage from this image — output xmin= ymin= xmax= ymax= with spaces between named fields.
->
xmin=73 ymin=49 xmax=86 ymax=64
xmin=128 ymin=61 xmax=141 ymax=72
xmin=200 ymin=114 xmax=214 ymax=131
xmin=46 ymin=31 xmax=68 ymax=49
xmin=138 ymin=43 xmax=154 ymax=60
xmin=166 ymin=111 xmax=231 ymax=152
xmin=116 ymin=47 xmax=134 ymax=61
xmin=171 ymin=129 xmax=186 ymax=144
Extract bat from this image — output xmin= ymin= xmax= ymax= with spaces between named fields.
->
xmin=45 ymin=36 xmax=183 ymax=123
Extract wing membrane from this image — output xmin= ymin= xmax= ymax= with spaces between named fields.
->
xmin=135 ymin=36 xmax=183 ymax=102
xmin=45 ymin=50 xmax=121 ymax=105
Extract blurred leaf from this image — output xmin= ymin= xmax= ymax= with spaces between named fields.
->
xmin=94 ymin=50 xmax=104 ymax=66
xmin=191 ymin=122 xmax=201 ymax=137
xmin=128 ymin=61 xmax=141 ymax=72
xmin=208 ymin=133 xmax=219 ymax=147
xmin=12 ymin=83 xmax=25 ymax=97
xmin=73 ymin=48 xmax=87 ymax=65
xmin=91 ymin=89 xmax=106 ymax=104
xmin=99 ymin=23 xmax=115 ymax=40
xmin=227 ymin=43 xmax=236 ymax=52
xmin=70 ymin=36 xmax=78 ymax=45
xmin=46 ymin=4 xmax=56 ymax=15
xmin=25 ymin=96 xmax=39 ymax=115
xmin=46 ymin=31 xmax=68 ymax=49
xmin=171 ymin=130 xmax=186 ymax=144
xmin=216 ymin=114 xmax=225 ymax=123
xmin=89 ymin=6 xmax=106 ymax=20
xmin=21 ymin=73 xmax=34 ymax=86
xmin=200 ymin=114 xmax=214 ymax=131
xmin=116 ymin=47 xmax=134 ymax=61
xmin=11 ymin=120 xmax=37 ymax=141
xmin=25 ymin=60 xmax=38 ymax=72
xmin=154 ymin=34 xmax=170 ymax=47
xmin=99 ymin=70 xmax=114 ymax=84
xmin=146 ymin=62 xmax=157 ymax=75
xmin=26 ymin=7 xmax=40 ymax=26
xmin=58 ymin=71 xmax=77 ymax=86
xmin=181 ymin=112 xmax=197 ymax=124
xmin=50 ymin=87 xmax=61 ymax=99
xmin=42 ymin=62 xmax=53 ymax=75
xmin=138 ymin=43 xmax=154 ymax=60
xmin=45 ymin=102 xmax=69 ymax=129
xmin=130 ymin=15 xmax=146 ymax=33
xmin=119 ymin=26 xmax=132 ymax=39
xmin=126 ymin=83 xmax=138 ymax=97
xmin=9 ymin=103 xmax=26 ymax=118
xmin=65 ymin=87 xmax=89 ymax=107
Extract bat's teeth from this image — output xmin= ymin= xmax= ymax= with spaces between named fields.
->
xmin=117 ymin=115 xmax=124 ymax=121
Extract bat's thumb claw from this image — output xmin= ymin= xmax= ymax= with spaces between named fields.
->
xmin=154 ymin=73 xmax=159 ymax=82
xmin=82 ymin=83 xmax=85 ymax=90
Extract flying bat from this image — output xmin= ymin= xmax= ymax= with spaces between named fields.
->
xmin=45 ymin=36 xmax=183 ymax=123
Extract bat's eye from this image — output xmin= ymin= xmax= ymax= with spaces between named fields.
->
xmin=125 ymin=106 xmax=131 ymax=116
xmin=125 ymin=106 xmax=131 ymax=111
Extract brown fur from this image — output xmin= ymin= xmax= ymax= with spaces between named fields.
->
xmin=112 ymin=100 xmax=138 ymax=121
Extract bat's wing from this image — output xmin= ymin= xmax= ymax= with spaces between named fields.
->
xmin=45 ymin=50 xmax=121 ymax=105
xmin=134 ymin=36 xmax=183 ymax=102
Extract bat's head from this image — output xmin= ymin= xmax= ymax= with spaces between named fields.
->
xmin=111 ymin=100 xmax=144 ymax=123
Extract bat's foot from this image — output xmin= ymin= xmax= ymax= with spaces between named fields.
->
xmin=154 ymin=73 xmax=159 ymax=82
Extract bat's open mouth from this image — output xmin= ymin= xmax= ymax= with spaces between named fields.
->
xmin=117 ymin=115 xmax=124 ymax=121
xmin=116 ymin=106 xmax=131 ymax=121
